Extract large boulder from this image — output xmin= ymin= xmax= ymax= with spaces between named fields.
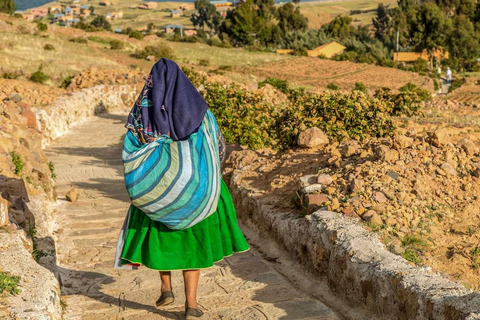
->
xmin=297 ymin=127 xmax=329 ymax=148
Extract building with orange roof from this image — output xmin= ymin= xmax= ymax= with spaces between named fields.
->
xmin=307 ymin=41 xmax=346 ymax=58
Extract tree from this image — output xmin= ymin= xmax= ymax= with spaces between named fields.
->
xmin=91 ymin=15 xmax=112 ymax=31
xmin=0 ymin=0 xmax=16 ymax=14
xmin=322 ymin=15 xmax=355 ymax=39
xmin=191 ymin=0 xmax=217 ymax=31
xmin=277 ymin=3 xmax=308 ymax=34
xmin=447 ymin=14 xmax=480 ymax=71
xmin=373 ymin=3 xmax=390 ymax=41
xmin=89 ymin=6 xmax=95 ymax=15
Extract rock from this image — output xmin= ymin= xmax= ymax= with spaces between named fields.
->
xmin=330 ymin=198 xmax=340 ymax=210
xmin=375 ymin=145 xmax=399 ymax=162
xmin=472 ymin=163 xmax=480 ymax=178
xmin=362 ymin=210 xmax=383 ymax=225
xmin=427 ymin=130 xmax=448 ymax=147
xmin=349 ymin=177 xmax=364 ymax=193
xmin=317 ymin=174 xmax=333 ymax=185
xmin=21 ymin=110 xmax=37 ymax=129
xmin=341 ymin=207 xmax=360 ymax=220
xmin=385 ymin=217 xmax=397 ymax=226
xmin=342 ymin=140 xmax=360 ymax=157
xmin=297 ymin=127 xmax=329 ymax=148
xmin=303 ymin=184 xmax=323 ymax=194
xmin=228 ymin=150 xmax=258 ymax=169
xmin=298 ymin=175 xmax=317 ymax=188
xmin=9 ymin=93 xmax=22 ymax=102
xmin=457 ymin=139 xmax=478 ymax=156
xmin=66 ymin=187 xmax=80 ymax=202
xmin=370 ymin=204 xmax=386 ymax=214
xmin=306 ymin=194 xmax=329 ymax=212
xmin=394 ymin=135 xmax=414 ymax=149
xmin=373 ymin=191 xmax=387 ymax=203
xmin=441 ymin=162 xmax=457 ymax=176
xmin=0 ymin=195 xmax=9 ymax=227
xmin=386 ymin=170 xmax=399 ymax=180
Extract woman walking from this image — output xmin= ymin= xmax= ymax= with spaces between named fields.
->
xmin=114 ymin=58 xmax=249 ymax=319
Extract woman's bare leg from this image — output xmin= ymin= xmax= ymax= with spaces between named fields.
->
xmin=183 ymin=270 xmax=200 ymax=309
xmin=159 ymin=271 xmax=172 ymax=292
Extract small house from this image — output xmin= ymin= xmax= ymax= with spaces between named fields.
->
xmin=171 ymin=9 xmax=182 ymax=17
xmin=105 ymin=12 xmax=113 ymax=20
xmin=114 ymin=28 xmax=123 ymax=33
xmin=80 ymin=4 xmax=90 ymax=9
xmin=112 ymin=11 xmax=123 ymax=19
xmin=164 ymin=24 xmax=183 ymax=34
xmin=49 ymin=6 xmax=62 ymax=13
xmin=54 ymin=13 xmax=65 ymax=21
xmin=210 ymin=1 xmax=232 ymax=7
xmin=72 ymin=7 xmax=81 ymax=15
xmin=80 ymin=9 xmax=91 ymax=18
xmin=276 ymin=49 xmax=294 ymax=55
xmin=65 ymin=18 xmax=80 ymax=26
xmin=64 ymin=7 xmax=73 ymax=16
xmin=394 ymin=48 xmax=449 ymax=63
xmin=307 ymin=41 xmax=346 ymax=58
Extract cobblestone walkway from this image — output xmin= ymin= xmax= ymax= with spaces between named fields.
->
xmin=45 ymin=113 xmax=341 ymax=320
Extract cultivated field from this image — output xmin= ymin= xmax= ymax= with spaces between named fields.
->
xmin=240 ymin=56 xmax=434 ymax=92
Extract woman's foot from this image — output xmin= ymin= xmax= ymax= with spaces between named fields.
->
xmin=155 ymin=291 xmax=175 ymax=307
xmin=185 ymin=306 xmax=204 ymax=319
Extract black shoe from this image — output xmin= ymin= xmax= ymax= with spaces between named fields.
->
xmin=155 ymin=291 xmax=174 ymax=307
xmin=185 ymin=307 xmax=204 ymax=319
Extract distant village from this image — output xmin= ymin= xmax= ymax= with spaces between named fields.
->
xmin=19 ymin=0 xmax=234 ymax=32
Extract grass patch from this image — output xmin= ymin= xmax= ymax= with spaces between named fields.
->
xmin=10 ymin=151 xmax=23 ymax=175
xmin=0 ymin=272 xmax=21 ymax=296
xmin=48 ymin=161 xmax=56 ymax=180
xmin=400 ymin=234 xmax=427 ymax=265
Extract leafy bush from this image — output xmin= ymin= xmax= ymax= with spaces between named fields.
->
xmin=69 ymin=37 xmax=88 ymax=44
xmin=36 ymin=21 xmax=48 ymax=32
xmin=90 ymin=15 xmax=111 ymax=31
xmin=110 ymin=39 xmax=125 ymax=50
xmin=10 ymin=151 xmax=23 ymax=175
xmin=43 ymin=44 xmax=55 ymax=51
xmin=59 ymin=76 xmax=74 ymax=89
xmin=327 ymin=82 xmax=339 ymax=90
xmin=352 ymin=82 xmax=367 ymax=94
xmin=198 ymin=58 xmax=210 ymax=66
xmin=449 ymin=77 xmax=466 ymax=93
xmin=30 ymin=66 xmax=49 ymax=84
xmin=0 ymin=272 xmax=21 ymax=296
xmin=129 ymin=31 xmax=143 ymax=40
xmin=399 ymin=82 xmax=431 ymax=101
xmin=183 ymin=68 xmax=425 ymax=150
xmin=2 ymin=71 xmax=21 ymax=79
xmin=131 ymin=44 xmax=175 ymax=60
xmin=87 ymin=36 xmax=112 ymax=44
xmin=258 ymin=77 xmax=289 ymax=93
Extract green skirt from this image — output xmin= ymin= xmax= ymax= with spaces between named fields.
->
xmin=120 ymin=179 xmax=250 ymax=270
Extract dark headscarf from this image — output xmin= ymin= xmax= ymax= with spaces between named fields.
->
xmin=126 ymin=58 xmax=208 ymax=143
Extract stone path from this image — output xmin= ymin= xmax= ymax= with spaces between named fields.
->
xmin=46 ymin=113 xmax=341 ymax=320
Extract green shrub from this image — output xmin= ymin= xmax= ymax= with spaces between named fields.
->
xmin=198 ymin=58 xmax=210 ymax=66
xmin=373 ymin=87 xmax=425 ymax=117
xmin=352 ymin=82 xmax=367 ymax=94
xmin=48 ymin=161 xmax=56 ymax=180
xmin=449 ymin=77 xmax=466 ymax=93
xmin=10 ymin=151 xmax=23 ymax=175
xmin=69 ymin=37 xmax=88 ymax=44
xmin=326 ymin=82 xmax=338 ymax=90
xmin=87 ymin=36 xmax=111 ymax=44
xmin=110 ymin=39 xmax=125 ymax=50
xmin=258 ymin=77 xmax=289 ymax=93
xmin=129 ymin=31 xmax=143 ymax=40
xmin=131 ymin=44 xmax=175 ymax=60
xmin=43 ymin=44 xmax=55 ymax=51
xmin=399 ymin=82 xmax=431 ymax=101
xmin=2 ymin=71 xmax=21 ymax=79
xmin=291 ymin=47 xmax=308 ymax=56
xmin=181 ymin=66 xmax=206 ymax=88
xmin=0 ymin=272 xmax=21 ymax=296
xmin=36 ymin=21 xmax=48 ymax=32
xmin=30 ymin=66 xmax=49 ymax=84
xmin=433 ymin=79 xmax=439 ymax=91
xmin=59 ymin=75 xmax=74 ymax=89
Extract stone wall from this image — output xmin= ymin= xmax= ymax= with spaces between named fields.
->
xmin=0 ymin=84 xmax=136 ymax=319
xmin=228 ymin=170 xmax=480 ymax=320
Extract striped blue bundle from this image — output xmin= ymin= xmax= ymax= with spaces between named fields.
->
xmin=122 ymin=110 xmax=221 ymax=230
